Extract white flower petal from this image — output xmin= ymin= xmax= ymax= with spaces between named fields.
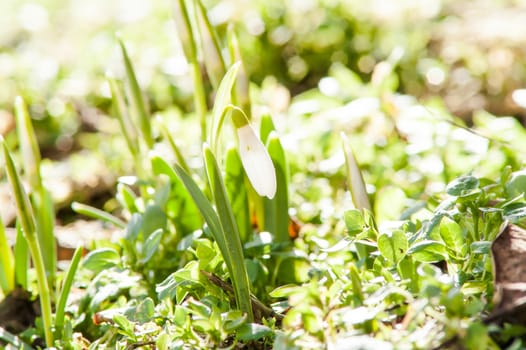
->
xmin=237 ymin=125 xmax=277 ymax=199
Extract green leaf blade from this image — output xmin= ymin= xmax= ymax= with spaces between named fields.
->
xmin=203 ymin=145 xmax=254 ymax=320
xmin=118 ymin=39 xmax=153 ymax=148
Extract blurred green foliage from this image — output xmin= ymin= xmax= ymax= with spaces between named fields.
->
xmin=2 ymin=0 xmax=526 ymax=155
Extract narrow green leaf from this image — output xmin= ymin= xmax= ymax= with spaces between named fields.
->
xmin=14 ymin=224 xmax=28 ymax=290
xmin=194 ymin=0 xmax=226 ymax=90
xmin=377 ymin=230 xmax=408 ymax=265
xmin=157 ymin=119 xmax=191 ymax=173
xmin=72 ymin=202 xmax=126 ymax=229
xmin=227 ymin=26 xmax=251 ymax=118
xmin=32 ymin=188 xmax=56 ymax=291
xmin=225 ymin=147 xmax=251 ymax=242
xmin=0 ymin=216 xmax=14 ymax=294
xmin=264 ymin=132 xmax=289 ymax=243
xmin=14 ymin=96 xmax=41 ymax=190
xmin=108 ymin=76 xmax=140 ymax=158
xmin=15 ymin=96 xmax=56 ymax=287
xmin=259 ymin=113 xmax=276 ymax=145
xmin=0 ymin=327 xmax=34 ymax=350
xmin=1 ymin=139 xmax=53 ymax=347
xmin=55 ymin=245 xmax=83 ymax=339
xmin=269 ymin=284 xmax=299 ymax=298
xmin=2 ymin=140 xmax=36 ymax=241
xmin=118 ymin=39 xmax=153 ymax=148
xmin=116 ymin=183 xmax=139 ymax=214
xmin=150 ymin=155 xmax=203 ymax=234
xmin=210 ymin=62 xmax=241 ymax=151
xmin=155 ymin=155 xmax=227 ymax=259
xmin=173 ymin=0 xmax=198 ymax=62
xmin=341 ymin=133 xmax=371 ymax=212
xmin=203 ymin=145 xmax=254 ymax=320
xmin=349 ymin=264 xmax=364 ymax=304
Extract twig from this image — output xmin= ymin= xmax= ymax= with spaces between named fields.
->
xmin=200 ymin=270 xmax=284 ymax=324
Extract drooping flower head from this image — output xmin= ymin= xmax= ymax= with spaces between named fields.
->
xmin=231 ymin=107 xmax=276 ymax=199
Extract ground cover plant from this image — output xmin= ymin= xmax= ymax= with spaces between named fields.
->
xmin=2 ymin=1 xmax=526 ymax=349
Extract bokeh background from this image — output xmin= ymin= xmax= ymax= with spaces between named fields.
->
xmin=2 ymin=0 xmax=526 ymax=224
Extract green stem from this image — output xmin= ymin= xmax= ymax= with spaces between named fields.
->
xmin=27 ymin=237 xmax=53 ymax=346
xmin=2 ymin=141 xmax=53 ymax=346
xmin=190 ymin=60 xmax=208 ymax=144
xmin=472 ymin=206 xmax=480 ymax=241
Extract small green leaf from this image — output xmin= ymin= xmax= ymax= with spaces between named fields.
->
xmin=140 ymin=229 xmax=163 ymax=264
xmin=470 ymin=241 xmax=491 ymax=255
xmin=113 ymin=313 xmax=136 ymax=340
xmin=237 ymin=323 xmax=272 ymax=341
xmin=377 ymin=230 xmax=408 ymax=265
xmin=126 ymin=213 xmax=142 ymax=241
xmin=446 ymin=175 xmax=479 ymax=196
xmin=506 ymin=170 xmax=526 ymax=198
xmin=127 ymin=297 xmax=155 ymax=323
xmin=465 ymin=322 xmax=489 ymax=350
xmin=408 ymin=240 xmax=447 ymax=263
xmin=503 ymin=202 xmax=526 ymax=222
xmin=195 ymin=238 xmax=217 ymax=269
xmin=439 ymin=217 xmax=466 ymax=256
xmin=344 ymin=209 xmax=365 ymax=236
xmin=142 ymin=204 xmax=167 ymax=238
xmin=83 ymin=248 xmax=120 ymax=273
xmin=398 ymin=257 xmax=418 ymax=292
xmin=224 ymin=312 xmax=247 ymax=332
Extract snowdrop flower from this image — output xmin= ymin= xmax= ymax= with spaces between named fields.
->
xmin=236 ymin=123 xmax=277 ymax=199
